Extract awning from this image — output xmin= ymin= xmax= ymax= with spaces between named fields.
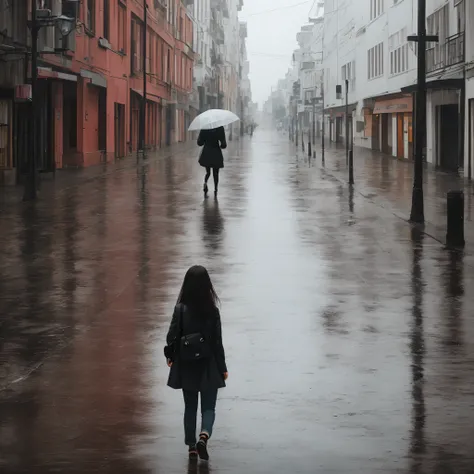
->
xmin=81 ymin=69 xmax=107 ymax=88
xmin=324 ymin=102 xmax=357 ymax=115
xmin=373 ymin=96 xmax=413 ymax=114
xmin=131 ymin=89 xmax=162 ymax=104
xmin=37 ymin=67 xmax=77 ymax=82
xmin=401 ymin=78 xmax=463 ymax=93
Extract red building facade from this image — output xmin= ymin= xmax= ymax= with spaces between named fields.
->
xmin=70 ymin=0 xmax=195 ymax=167
xmin=0 ymin=0 xmax=195 ymax=182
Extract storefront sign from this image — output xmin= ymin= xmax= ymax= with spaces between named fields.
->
xmin=373 ymin=96 xmax=413 ymax=114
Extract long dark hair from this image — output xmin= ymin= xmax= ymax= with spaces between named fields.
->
xmin=177 ymin=265 xmax=220 ymax=317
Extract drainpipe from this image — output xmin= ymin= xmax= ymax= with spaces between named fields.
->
xmin=138 ymin=0 xmax=147 ymax=159
xmin=24 ymin=0 xmax=39 ymax=200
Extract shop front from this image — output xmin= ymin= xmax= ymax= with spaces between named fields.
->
xmin=372 ymin=95 xmax=413 ymax=160
xmin=326 ymin=103 xmax=357 ymax=144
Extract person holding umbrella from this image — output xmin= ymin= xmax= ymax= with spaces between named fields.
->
xmin=188 ymin=109 xmax=240 ymax=198
xmin=198 ymin=126 xmax=227 ymax=198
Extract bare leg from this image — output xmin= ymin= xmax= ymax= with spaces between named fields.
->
xmin=204 ymin=167 xmax=211 ymax=195
xmin=212 ymin=168 xmax=219 ymax=195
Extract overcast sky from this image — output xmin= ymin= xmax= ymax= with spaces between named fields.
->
xmin=240 ymin=0 xmax=317 ymax=108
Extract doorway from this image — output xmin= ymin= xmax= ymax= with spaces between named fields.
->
xmin=371 ymin=114 xmax=380 ymax=151
xmin=165 ymin=106 xmax=172 ymax=146
xmin=397 ymin=113 xmax=405 ymax=159
xmin=98 ymin=88 xmax=107 ymax=162
xmin=130 ymin=91 xmax=140 ymax=152
xmin=438 ymin=104 xmax=459 ymax=172
xmin=63 ymin=82 xmax=77 ymax=166
xmin=0 ymin=99 xmax=12 ymax=170
xmin=114 ymin=103 xmax=125 ymax=158
xmin=381 ymin=114 xmax=391 ymax=155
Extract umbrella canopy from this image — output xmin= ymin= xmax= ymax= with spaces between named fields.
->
xmin=188 ymin=109 xmax=240 ymax=131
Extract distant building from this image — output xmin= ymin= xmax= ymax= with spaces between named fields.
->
xmin=269 ymin=0 xmax=473 ymax=176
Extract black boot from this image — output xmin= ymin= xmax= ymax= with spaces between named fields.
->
xmin=188 ymin=444 xmax=198 ymax=460
xmin=196 ymin=433 xmax=209 ymax=460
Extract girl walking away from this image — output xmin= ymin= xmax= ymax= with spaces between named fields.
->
xmin=165 ymin=265 xmax=228 ymax=461
xmin=197 ymin=126 xmax=227 ymax=197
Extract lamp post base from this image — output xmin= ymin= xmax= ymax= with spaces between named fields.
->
xmin=23 ymin=174 xmax=38 ymax=202
xmin=410 ymin=186 xmax=425 ymax=224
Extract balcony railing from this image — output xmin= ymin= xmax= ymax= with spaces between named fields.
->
xmin=210 ymin=0 xmax=229 ymax=17
xmin=426 ymin=32 xmax=464 ymax=73
xmin=210 ymin=18 xmax=225 ymax=45
xmin=211 ymin=50 xmax=223 ymax=67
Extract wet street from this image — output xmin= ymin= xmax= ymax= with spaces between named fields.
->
xmin=1 ymin=130 xmax=474 ymax=473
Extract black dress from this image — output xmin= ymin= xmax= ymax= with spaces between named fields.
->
xmin=198 ymin=127 xmax=227 ymax=169
xmin=167 ymin=304 xmax=227 ymax=392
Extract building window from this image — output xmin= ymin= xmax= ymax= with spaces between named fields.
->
xmin=131 ymin=16 xmax=142 ymax=76
xmin=301 ymin=61 xmax=315 ymax=70
xmin=341 ymin=60 xmax=355 ymax=91
xmin=103 ymin=0 xmax=110 ymax=39
xmin=181 ymin=55 xmax=185 ymax=87
xmin=86 ymin=0 xmax=95 ymax=32
xmin=368 ymin=42 xmax=384 ymax=79
xmin=370 ymin=0 xmax=384 ymax=21
xmin=455 ymin=0 xmax=465 ymax=34
xmin=163 ymin=47 xmax=171 ymax=83
xmin=389 ymin=28 xmax=409 ymax=75
xmin=427 ymin=4 xmax=450 ymax=71
xmin=427 ymin=4 xmax=449 ymax=43
xmin=118 ymin=2 xmax=126 ymax=52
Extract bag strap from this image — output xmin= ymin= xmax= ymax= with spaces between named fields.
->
xmin=178 ymin=303 xmax=184 ymax=339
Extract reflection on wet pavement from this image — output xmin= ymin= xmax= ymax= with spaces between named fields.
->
xmin=1 ymin=131 xmax=474 ymax=473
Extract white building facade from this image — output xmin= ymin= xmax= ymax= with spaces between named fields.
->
xmin=192 ymin=0 xmax=226 ymax=112
xmin=322 ymin=0 xmax=417 ymax=160
xmin=273 ymin=0 xmax=469 ymax=175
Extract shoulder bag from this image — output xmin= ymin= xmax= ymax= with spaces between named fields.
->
xmin=180 ymin=314 xmax=213 ymax=362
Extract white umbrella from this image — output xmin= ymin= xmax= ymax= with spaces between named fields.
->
xmin=188 ymin=109 xmax=240 ymax=131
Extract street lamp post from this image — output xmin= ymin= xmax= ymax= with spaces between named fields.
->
xmin=24 ymin=0 xmax=39 ymax=201
xmin=310 ymin=95 xmax=315 ymax=158
xmin=345 ymin=79 xmax=349 ymax=165
xmin=295 ymin=104 xmax=298 ymax=147
xmin=321 ymin=71 xmax=325 ymax=164
xmin=24 ymin=1 xmax=77 ymax=201
xmin=408 ymin=0 xmax=438 ymax=223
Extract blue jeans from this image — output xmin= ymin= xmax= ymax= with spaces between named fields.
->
xmin=182 ymin=389 xmax=218 ymax=446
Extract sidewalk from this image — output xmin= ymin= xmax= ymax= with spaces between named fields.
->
xmin=0 ymin=141 xmax=196 ymax=212
xmin=298 ymin=139 xmax=474 ymax=252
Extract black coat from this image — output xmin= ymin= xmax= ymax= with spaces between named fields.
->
xmin=198 ymin=127 xmax=227 ymax=169
xmin=167 ymin=304 xmax=227 ymax=391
